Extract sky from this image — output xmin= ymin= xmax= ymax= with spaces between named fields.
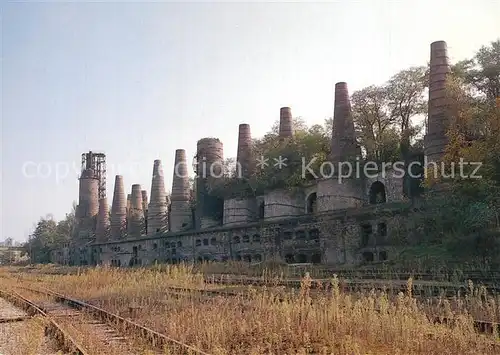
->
xmin=1 ymin=0 xmax=499 ymax=243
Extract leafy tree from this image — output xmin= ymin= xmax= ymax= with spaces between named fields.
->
xmin=351 ymin=85 xmax=399 ymax=163
xmin=207 ymin=118 xmax=331 ymax=198
xmin=454 ymin=40 xmax=500 ymax=102
xmin=23 ymin=206 xmax=76 ymax=263
xmin=386 ymin=66 xmax=427 ymax=155
xmin=25 ymin=216 xmax=58 ymax=263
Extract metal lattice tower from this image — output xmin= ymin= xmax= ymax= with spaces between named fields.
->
xmin=81 ymin=151 xmax=107 ymax=199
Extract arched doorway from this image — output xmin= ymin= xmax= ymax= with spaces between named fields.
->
xmin=306 ymin=192 xmax=317 ymax=213
xmin=296 ymin=254 xmax=308 ymax=263
xmin=369 ymin=181 xmax=387 ymax=204
xmin=258 ymin=201 xmax=265 ymax=219
xmin=362 ymin=252 xmax=374 ymax=262
xmin=311 ymin=253 xmax=321 ymax=264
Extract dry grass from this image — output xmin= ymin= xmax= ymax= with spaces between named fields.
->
xmin=1 ymin=264 xmax=499 ymax=354
xmin=0 ymin=315 xmax=61 ymax=355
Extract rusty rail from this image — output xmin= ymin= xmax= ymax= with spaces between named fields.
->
xmin=203 ymin=274 xmax=500 ymax=297
xmin=14 ymin=285 xmax=212 ymax=355
xmin=0 ymin=288 xmax=90 ymax=355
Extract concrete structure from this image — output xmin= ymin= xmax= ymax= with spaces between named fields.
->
xmin=77 ymin=168 xmax=99 ymax=219
xmin=142 ymin=190 xmax=148 ymax=216
xmin=65 ymin=41 xmax=452 ymax=268
xmin=195 ymin=138 xmax=224 ymax=229
xmin=126 ymin=194 xmax=132 ymax=221
xmin=170 ymin=149 xmax=192 ymax=232
xmin=95 ymin=198 xmax=110 ymax=243
xmin=128 ymin=184 xmax=144 ymax=238
xmin=110 ymin=175 xmax=127 ymax=240
xmin=148 ymin=160 xmax=168 ymax=235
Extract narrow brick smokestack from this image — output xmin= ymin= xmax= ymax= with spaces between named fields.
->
xmin=128 ymin=184 xmax=144 ymax=238
xmin=170 ymin=149 xmax=192 ymax=232
xmin=110 ymin=175 xmax=126 ymax=239
xmin=236 ymin=124 xmax=253 ymax=178
xmin=148 ymin=160 xmax=168 ymax=235
xmin=141 ymin=190 xmax=148 ymax=234
xmin=424 ymin=40 xmax=451 ymax=163
xmin=330 ymin=82 xmax=359 ymax=164
xmin=95 ymin=198 xmax=110 ymax=242
xmin=279 ymin=107 xmax=293 ymax=138
xmin=141 ymin=191 xmax=148 ymax=213
xmin=126 ymin=193 xmax=131 ymax=219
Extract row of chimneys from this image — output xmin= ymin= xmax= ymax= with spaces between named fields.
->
xmin=87 ymin=40 xmax=449 ymax=242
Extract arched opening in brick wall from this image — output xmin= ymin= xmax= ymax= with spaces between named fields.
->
xmin=306 ymin=192 xmax=317 ymax=213
xmin=362 ymin=251 xmax=374 ymax=262
xmin=296 ymin=254 xmax=308 ymax=263
xmin=361 ymin=224 xmax=373 ymax=247
xmin=369 ymin=181 xmax=387 ymax=204
xmin=311 ymin=253 xmax=321 ymax=264
xmin=285 ymin=254 xmax=294 ymax=263
xmin=309 ymin=228 xmax=320 ymax=242
xmin=258 ymin=201 xmax=265 ymax=219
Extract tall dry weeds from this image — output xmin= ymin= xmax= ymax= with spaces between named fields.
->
xmin=1 ymin=265 xmax=499 ymax=354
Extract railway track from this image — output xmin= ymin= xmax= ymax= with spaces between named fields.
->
xmin=162 ymin=283 xmax=500 ymax=339
xmin=2 ymin=277 xmax=499 ymax=352
xmin=0 ymin=287 xmax=90 ymax=354
xmin=203 ymin=273 xmax=500 ymax=297
xmin=1 ymin=285 xmax=212 ymax=355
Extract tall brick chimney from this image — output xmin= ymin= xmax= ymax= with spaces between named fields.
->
xmin=95 ymin=197 xmax=110 ymax=243
xmin=170 ymin=149 xmax=192 ymax=232
xmin=279 ymin=107 xmax=293 ymax=138
xmin=128 ymin=184 xmax=144 ymax=238
xmin=110 ymin=175 xmax=126 ymax=240
xmin=424 ymin=40 xmax=451 ymax=163
xmin=236 ymin=123 xmax=254 ymax=178
xmin=330 ymin=82 xmax=359 ymax=164
xmin=148 ymin=160 xmax=168 ymax=235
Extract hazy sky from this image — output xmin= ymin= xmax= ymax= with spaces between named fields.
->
xmin=1 ymin=0 xmax=499 ymax=242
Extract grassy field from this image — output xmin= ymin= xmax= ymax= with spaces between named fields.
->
xmin=1 ymin=264 xmax=499 ymax=354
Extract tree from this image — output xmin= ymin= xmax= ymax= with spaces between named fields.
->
xmin=207 ymin=118 xmax=331 ymax=198
xmin=25 ymin=217 xmax=58 ymax=263
xmin=351 ymin=85 xmax=399 ymax=162
xmin=455 ymin=40 xmax=500 ymax=102
xmin=23 ymin=207 xmax=77 ymax=264
xmin=386 ymin=66 xmax=427 ymax=155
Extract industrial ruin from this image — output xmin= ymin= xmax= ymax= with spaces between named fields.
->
xmin=53 ymin=41 xmax=451 ymax=267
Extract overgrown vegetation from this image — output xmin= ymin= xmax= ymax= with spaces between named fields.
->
xmin=1 ymin=265 xmax=499 ymax=355
xmin=416 ymin=40 xmax=500 ymax=267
